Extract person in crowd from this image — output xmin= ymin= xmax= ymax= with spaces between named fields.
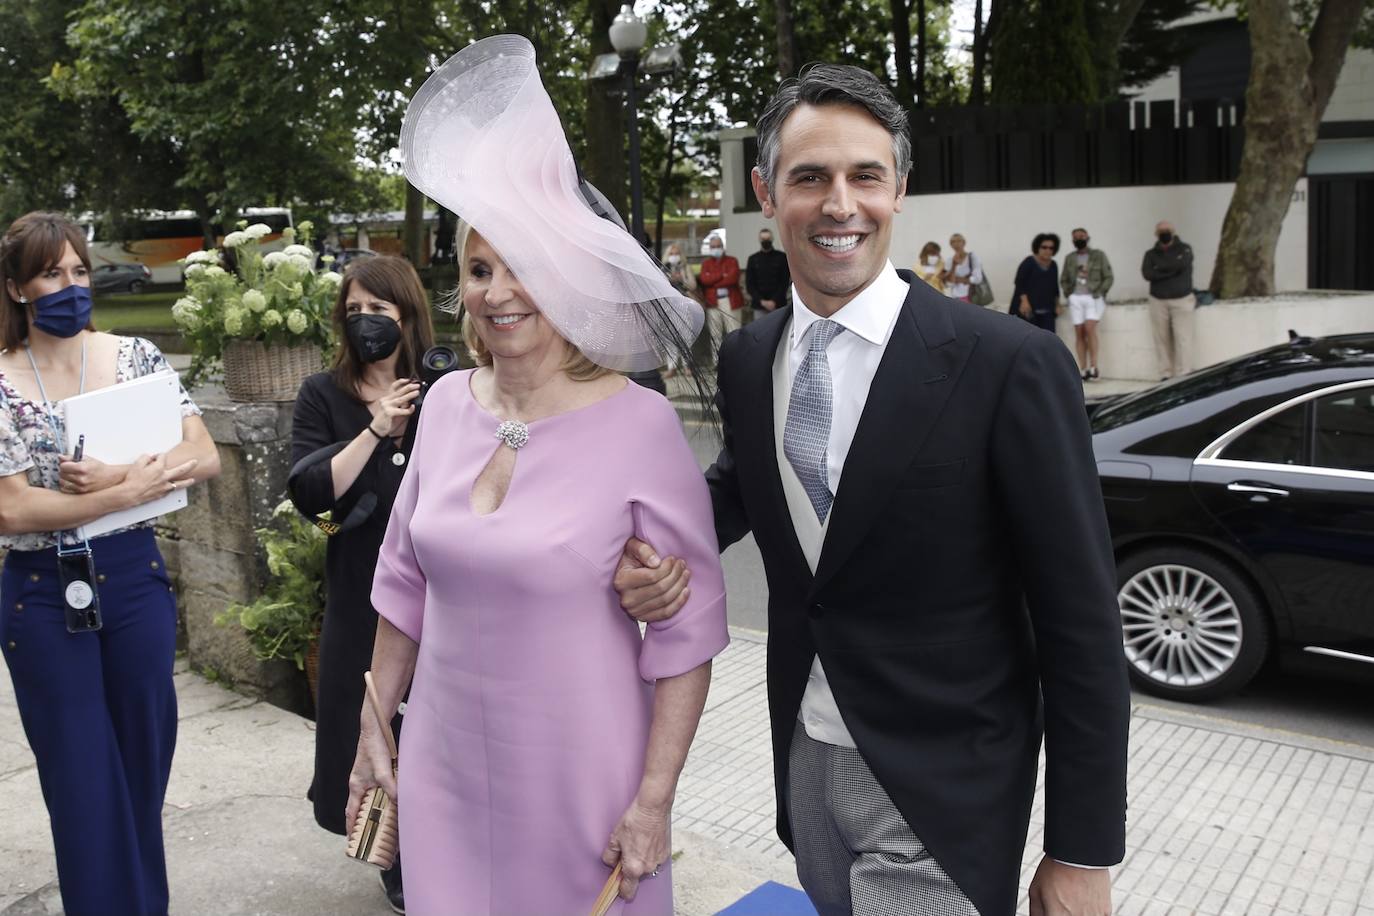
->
xmin=0 ymin=211 xmax=222 ymax=915
xmin=1060 ymin=227 xmax=1114 ymax=380
xmin=288 ymin=255 xmax=436 ymax=914
xmin=698 ymin=233 xmax=744 ymax=362
xmin=613 ymin=64 xmax=1128 ymax=916
xmin=1013 ymin=232 xmax=1063 ymax=332
xmin=915 ymin=241 xmax=945 ymax=293
xmin=941 ymin=232 xmax=984 ymax=303
xmin=1141 ymin=219 xmax=1196 ymax=380
xmin=661 ymin=241 xmax=699 ymax=380
xmin=745 ymin=227 xmax=790 ymax=322
xmin=346 ymin=35 xmax=728 ymax=915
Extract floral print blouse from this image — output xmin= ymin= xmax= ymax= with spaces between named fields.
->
xmin=0 ymin=336 xmax=202 ymax=551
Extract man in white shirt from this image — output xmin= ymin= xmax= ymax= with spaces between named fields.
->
xmin=616 ymin=64 xmax=1128 ymax=916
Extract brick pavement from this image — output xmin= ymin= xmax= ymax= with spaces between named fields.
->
xmin=679 ymin=629 xmax=1374 ymax=916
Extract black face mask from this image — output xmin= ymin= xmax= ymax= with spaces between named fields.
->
xmin=759 ymin=239 xmax=774 ymax=251
xmin=346 ymin=313 xmax=402 ymax=363
xmin=1158 ymin=232 xmax=1174 ymax=245
xmin=1073 ymin=238 xmax=1089 ymax=250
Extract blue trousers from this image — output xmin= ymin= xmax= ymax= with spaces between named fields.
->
xmin=1 ymin=527 xmax=178 ymax=916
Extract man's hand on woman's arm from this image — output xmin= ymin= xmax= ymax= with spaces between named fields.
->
xmin=613 ymin=537 xmax=692 ymax=622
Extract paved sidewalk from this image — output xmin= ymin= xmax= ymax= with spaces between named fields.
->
xmin=3 ymin=629 xmax=1373 ymax=915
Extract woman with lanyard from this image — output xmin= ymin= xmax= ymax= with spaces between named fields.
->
xmin=0 ymin=211 xmax=221 ymax=915
xmin=287 ymin=255 xmax=435 ymax=914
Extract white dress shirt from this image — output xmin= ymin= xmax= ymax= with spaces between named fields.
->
xmin=775 ymin=262 xmax=907 ymax=749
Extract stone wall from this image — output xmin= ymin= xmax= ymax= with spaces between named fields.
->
xmin=157 ymin=387 xmax=310 ymax=714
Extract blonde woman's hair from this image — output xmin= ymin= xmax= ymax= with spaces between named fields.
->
xmin=452 ymin=221 xmax=611 ymax=382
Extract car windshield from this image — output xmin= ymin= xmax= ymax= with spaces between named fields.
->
xmin=1092 ymin=346 xmax=1331 ymax=433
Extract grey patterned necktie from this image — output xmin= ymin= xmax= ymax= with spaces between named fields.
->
xmin=784 ymin=318 xmax=844 ymax=522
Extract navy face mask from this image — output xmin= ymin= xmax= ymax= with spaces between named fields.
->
xmin=31 ymin=284 xmax=93 ymax=338
xmin=346 ymin=313 xmax=403 ymax=363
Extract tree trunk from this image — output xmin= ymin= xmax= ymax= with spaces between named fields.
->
xmin=915 ymin=0 xmax=927 ymax=108
xmin=1210 ymin=0 xmax=1363 ymax=297
xmin=403 ymin=180 xmax=425 ymax=265
xmin=776 ymin=0 xmax=799 ymax=78
xmin=584 ymin=0 xmax=629 ymax=223
xmin=890 ymin=0 xmax=916 ymax=110
xmin=971 ymin=0 xmax=986 ymax=105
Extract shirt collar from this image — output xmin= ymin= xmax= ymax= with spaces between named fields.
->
xmin=790 ymin=261 xmax=907 ymax=353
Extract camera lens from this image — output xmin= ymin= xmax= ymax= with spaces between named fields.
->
xmin=422 ymin=346 xmax=457 ymax=373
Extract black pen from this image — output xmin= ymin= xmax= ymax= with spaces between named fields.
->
xmin=72 ymin=434 xmax=85 ymax=462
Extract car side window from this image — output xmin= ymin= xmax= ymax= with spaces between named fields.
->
xmin=1314 ymin=388 xmax=1374 ymax=474
xmin=1221 ymin=405 xmax=1305 ymax=465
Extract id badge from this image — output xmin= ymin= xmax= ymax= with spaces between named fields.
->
xmin=57 ymin=550 xmax=102 ymax=633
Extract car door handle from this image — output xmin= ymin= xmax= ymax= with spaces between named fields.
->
xmin=1227 ymin=481 xmax=1290 ymax=498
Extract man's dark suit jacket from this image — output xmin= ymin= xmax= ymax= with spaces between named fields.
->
xmin=705 ymin=270 xmax=1129 ymax=916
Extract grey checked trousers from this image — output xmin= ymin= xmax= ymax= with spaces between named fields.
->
xmin=787 ymin=725 xmax=981 ymax=916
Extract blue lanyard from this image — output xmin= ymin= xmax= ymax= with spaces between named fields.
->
xmin=25 ymin=340 xmax=92 ymax=556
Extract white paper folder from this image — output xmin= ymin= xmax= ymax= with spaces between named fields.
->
xmin=62 ymin=371 xmax=188 ymax=540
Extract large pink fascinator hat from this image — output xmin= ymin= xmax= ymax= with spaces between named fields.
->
xmin=401 ymin=34 xmax=703 ymax=372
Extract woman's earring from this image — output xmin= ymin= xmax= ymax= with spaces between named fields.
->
xmin=18 ymin=296 xmax=27 ymax=304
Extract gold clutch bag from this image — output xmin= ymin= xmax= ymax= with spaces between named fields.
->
xmin=346 ymin=671 xmax=399 ymax=869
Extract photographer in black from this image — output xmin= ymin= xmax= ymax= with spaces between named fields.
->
xmin=288 ymin=255 xmax=437 ymax=913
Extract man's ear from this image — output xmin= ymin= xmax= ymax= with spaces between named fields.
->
xmin=893 ymin=173 xmax=908 ymax=212
xmin=751 ymin=167 xmax=775 ymax=219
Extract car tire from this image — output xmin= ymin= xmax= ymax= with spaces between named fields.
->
xmin=1116 ymin=546 xmax=1270 ymax=702
xmin=128 ymin=280 xmax=145 ymax=294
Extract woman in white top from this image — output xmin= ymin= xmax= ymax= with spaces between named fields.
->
xmin=942 ymin=233 xmax=984 ymax=302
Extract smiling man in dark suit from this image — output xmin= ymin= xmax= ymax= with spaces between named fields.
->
xmin=616 ymin=64 xmax=1128 ymax=916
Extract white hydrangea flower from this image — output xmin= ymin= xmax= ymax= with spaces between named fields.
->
xmin=223 ymin=310 xmax=246 ymax=336
xmin=244 ymin=223 xmax=272 ymax=239
xmin=283 ymin=244 xmax=316 ymax=263
xmin=184 ymin=263 xmax=207 ymax=278
xmin=204 ymin=265 xmax=227 ymax=278
xmin=316 ymin=271 xmax=342 ymax=287
xmin=184 ymin=250 xmax=217 ymax=265
xmin=223 ymin=231 xmax=249 ymax=248
xmin=286 ymin=254 xmax=313 ymax=273
xmin=171 ymin=297 xmax=202 ymax=329
xmin=242 ymin=289 xmax=268 ymax=313
xmin=262 ymin=251 xmax=288 ymax=269
xmin=285 ymin=309 xmax=308 ymax=334
xmin=261 ymin=309 xmax=283 ymax=329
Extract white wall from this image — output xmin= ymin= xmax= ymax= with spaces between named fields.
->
xmin=1325 ymin=48 xmax=1374 ymax=124
xmin=720 ymin=175 xmax=1310 ymax=301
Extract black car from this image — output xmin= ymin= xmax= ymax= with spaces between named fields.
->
xmin=1091 ymin=332 xmax=1374 ymax=701
xmin=91 ymin=262 xmax=152 ymax=294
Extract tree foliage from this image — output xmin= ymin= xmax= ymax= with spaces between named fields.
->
xmin=990 ymin=0 xmax=1101 ymax=103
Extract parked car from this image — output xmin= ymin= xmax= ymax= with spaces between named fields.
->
xmin=1091 ymin=332 xmax=1374 ymax=701
xmin=91 ymin=262 xmax=152 ymax=294
xmin=328 ymin=248 xmax=377 ymax=273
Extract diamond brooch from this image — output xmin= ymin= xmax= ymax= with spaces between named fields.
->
xmin=495 ymin=419 xmax=530 ymax=450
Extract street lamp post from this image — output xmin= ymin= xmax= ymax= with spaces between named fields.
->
xmin=609 ymin=4 xmax=648 ymax=246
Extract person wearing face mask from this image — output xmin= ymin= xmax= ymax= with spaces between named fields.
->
xmin=745 ymin=228 xmax=790 ymax=324
xmin=697 ymin=235 xmax=744 ymax=366
xmin=0 ymin=211 xmax=222 ymax=915
xmin=1140 ymin=220 xmax=1196 ymax=380
xmin=287 ymin=255 xmax=435 ymax=914
xmin=660 ymin=242 xmax=700 ymax=380
xmin=1059 ymin=228 xmax=1114 ymax=381
xmin=914 ymin=241 xmax=946 ymax=293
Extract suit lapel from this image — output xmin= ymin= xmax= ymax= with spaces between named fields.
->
xmin=737 ymin=310 xmax=813 ymax=583
xmin=809 ymin=276 xmax=977 ymax=597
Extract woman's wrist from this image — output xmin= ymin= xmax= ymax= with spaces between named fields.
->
xmin=634 ymin=778 xmax=676 ymax=816
xmin=364 ymin=421 xmax=386 ymax=440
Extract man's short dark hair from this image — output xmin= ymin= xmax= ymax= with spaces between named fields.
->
xmin=1032 ymin=232 xmax=1061 ymax=254
xmin=1072 ymin=227 xmax=1088 ymax=236
xmin=755 ymin=63 xmax=911 ymax=197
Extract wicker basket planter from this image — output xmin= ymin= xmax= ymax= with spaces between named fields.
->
xmin=222 ymin=340 xmax=323 ymax=402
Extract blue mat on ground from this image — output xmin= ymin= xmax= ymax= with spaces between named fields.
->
xmin=715 ymin=881 xmax=817 ymax=915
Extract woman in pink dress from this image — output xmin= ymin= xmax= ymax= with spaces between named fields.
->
xmin=345 ymin=36 xmax=727 ymax=915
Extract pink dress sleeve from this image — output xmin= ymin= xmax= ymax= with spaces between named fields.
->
xmin=371 ymin=413 xmax=427 ymax=644
xmin=632 ymin=398 xmax=730 ymax=681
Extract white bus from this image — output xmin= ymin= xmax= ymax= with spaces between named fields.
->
xmin=82 ymin=208 xmax=294 ymax=284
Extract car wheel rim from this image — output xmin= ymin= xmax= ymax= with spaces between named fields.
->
xmin=1119 ymin=564 xmax=1242 ymax=688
